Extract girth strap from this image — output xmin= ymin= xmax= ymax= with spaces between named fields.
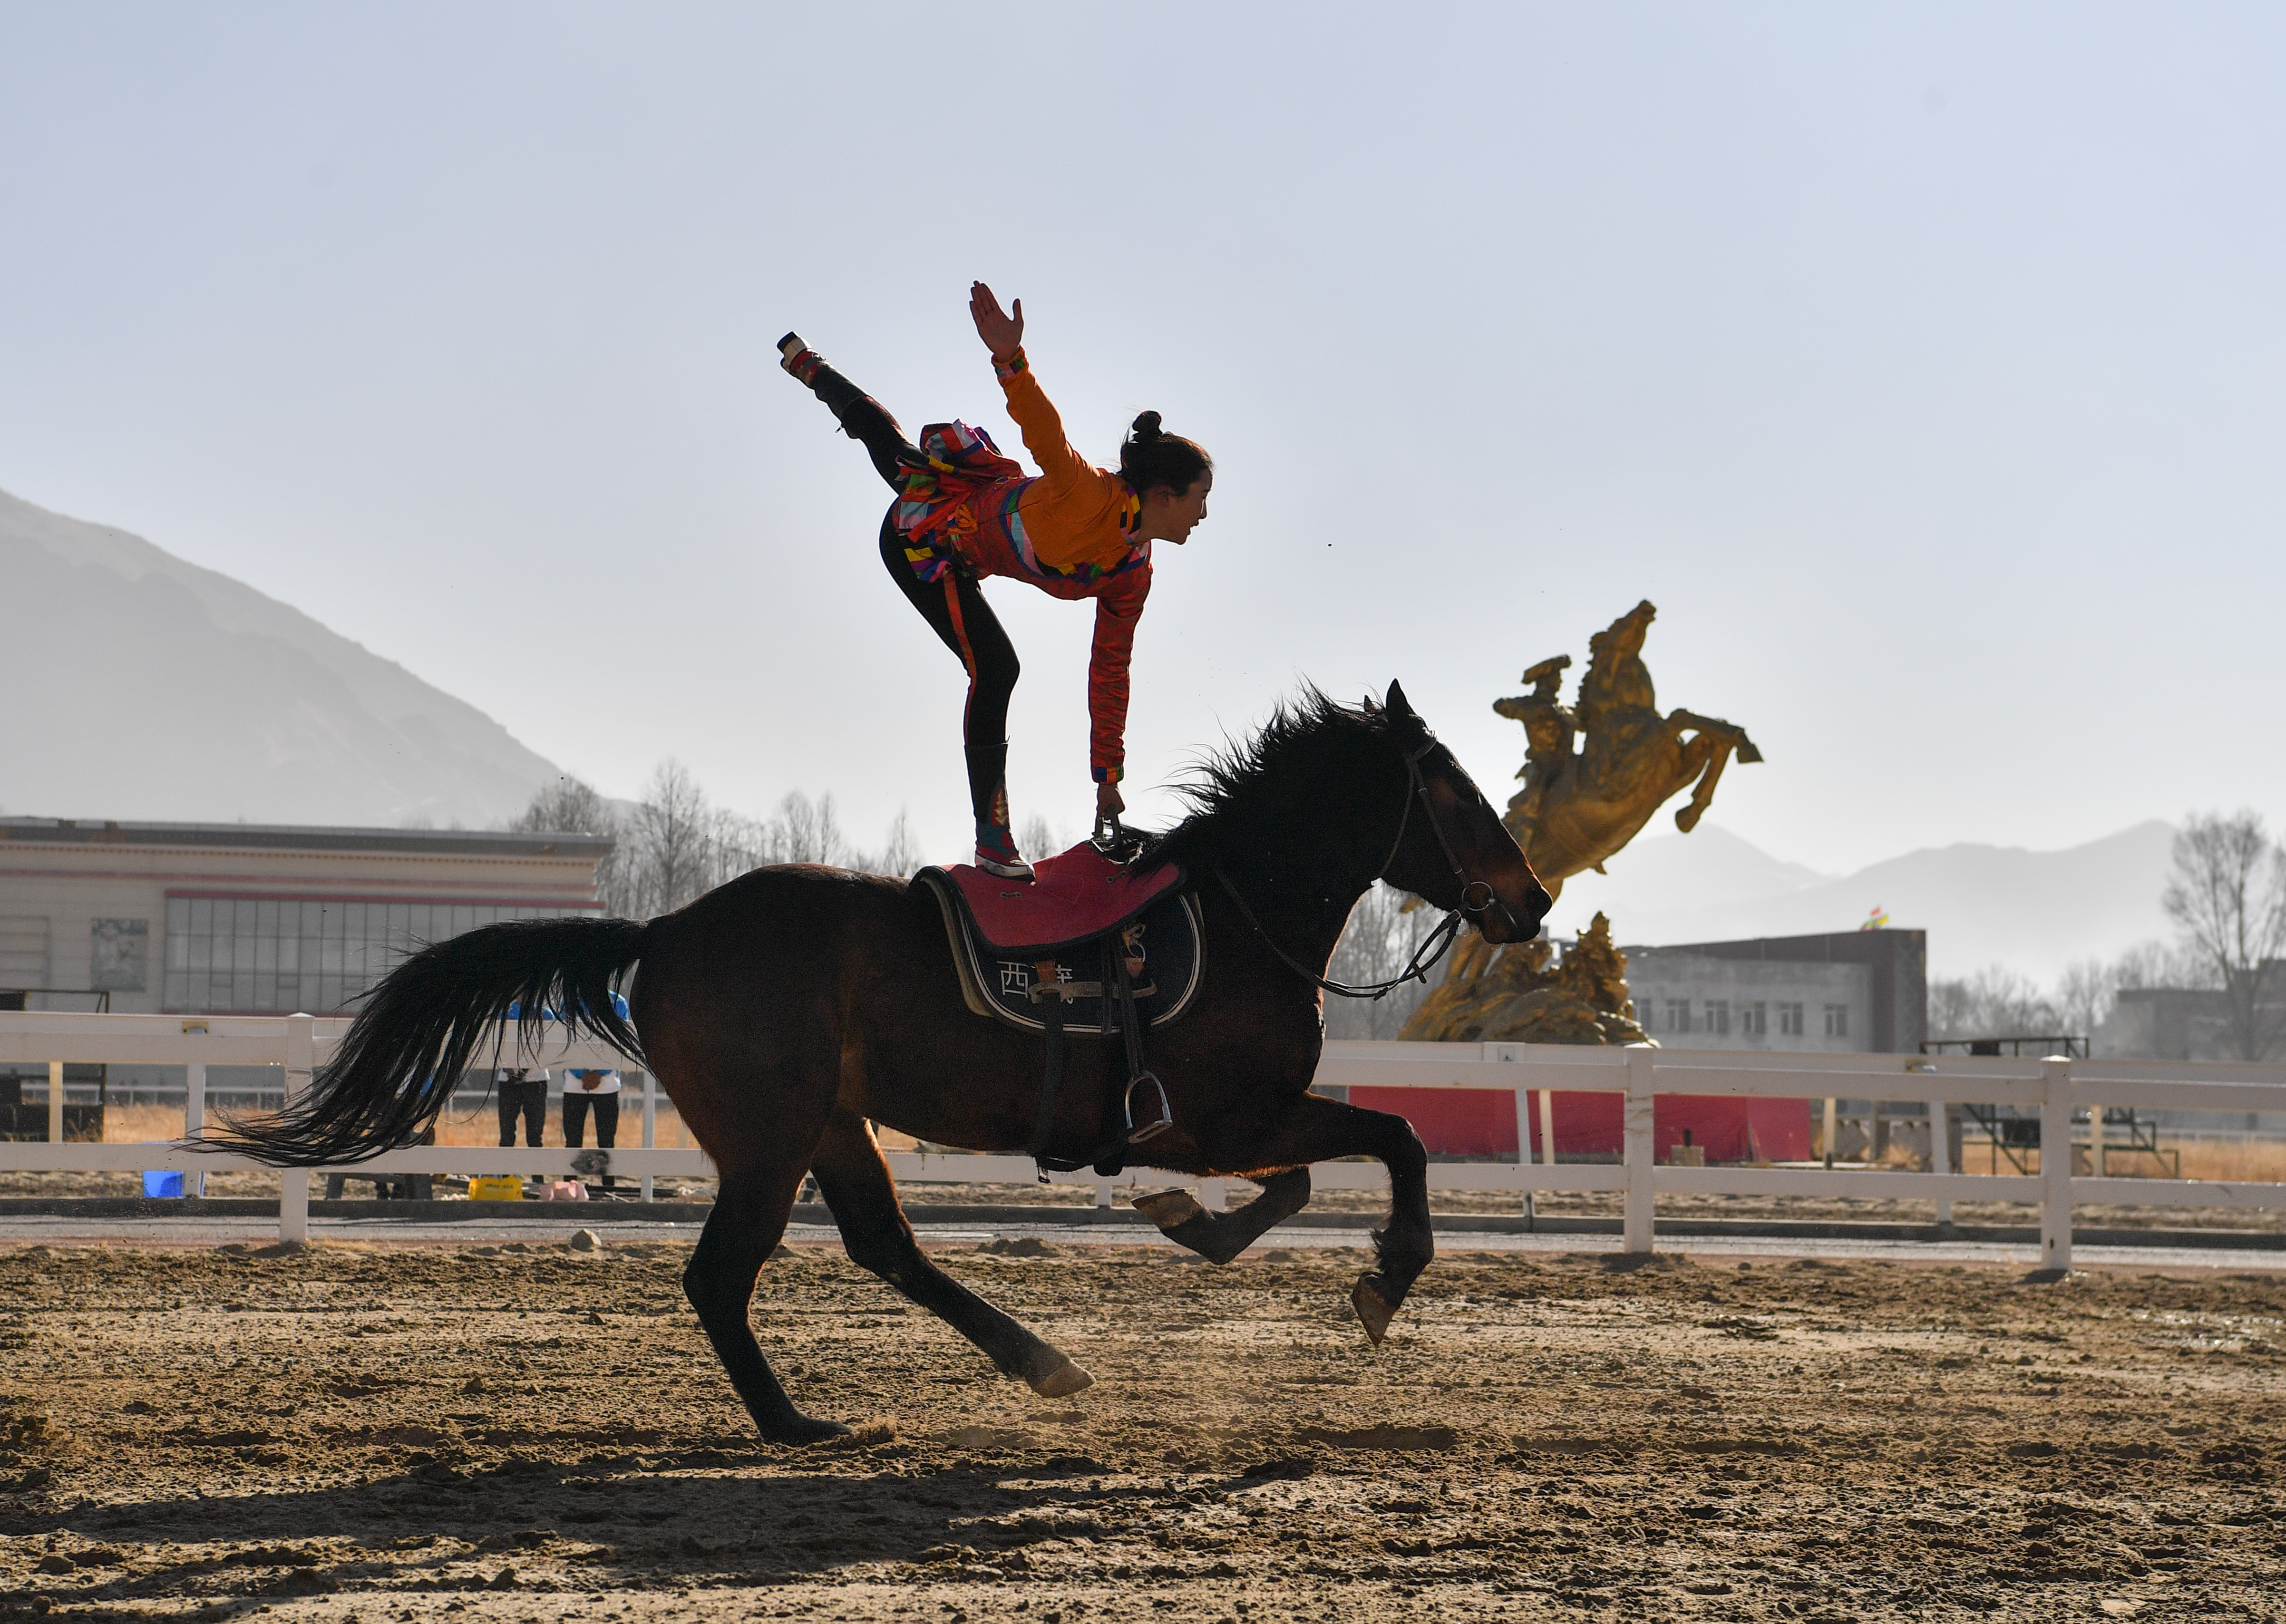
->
xmin=1026 ymin=940 xmax=1171 ymax=1180
xmin=1025 ymin=961 xmax=1081 ymax=1165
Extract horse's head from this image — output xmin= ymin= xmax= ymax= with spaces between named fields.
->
xmin=1379 ymin=681 xmax=1553 ymax=945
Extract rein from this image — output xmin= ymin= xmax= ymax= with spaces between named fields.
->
xmin=1211 ymin=732 xmax=1500 ymax=1002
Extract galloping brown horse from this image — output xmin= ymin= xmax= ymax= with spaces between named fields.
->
xmin=220 ymin=683 xmax=1550 ymax=1443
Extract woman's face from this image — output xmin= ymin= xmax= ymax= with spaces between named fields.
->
xmin=1145 ymin=474 xmax=1212 ymax=544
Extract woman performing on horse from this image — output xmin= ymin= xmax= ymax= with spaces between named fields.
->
xmin=778 ymin=282 xmax=1212 ymax=880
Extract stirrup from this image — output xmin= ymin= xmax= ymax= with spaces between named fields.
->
xmin=1124 ymin=1072 xmax=1173 ymax=1144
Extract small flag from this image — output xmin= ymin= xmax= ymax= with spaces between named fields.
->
xmin=1860 ymin=904 xmax=1889 ymax=931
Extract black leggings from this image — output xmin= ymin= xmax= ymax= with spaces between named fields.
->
xmin=824 ymin=370 xmax=1021 ymax=829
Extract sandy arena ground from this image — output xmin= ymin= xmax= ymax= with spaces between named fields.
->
xmin=1 ymin=1237 xmax=2281 ymax=1622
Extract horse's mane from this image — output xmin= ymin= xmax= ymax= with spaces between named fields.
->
xmin=1143 ymin=686 xmax=1394 ymax=872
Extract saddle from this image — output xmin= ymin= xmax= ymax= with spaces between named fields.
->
xmin=915 ymin=836 xmax=1203 ymax=1177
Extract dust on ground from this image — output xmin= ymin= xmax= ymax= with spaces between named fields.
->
xmin=2 ymin=1239 xmax=2282 ymax=1621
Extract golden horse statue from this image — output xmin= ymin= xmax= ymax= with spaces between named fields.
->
xmin=1400 ymin=600 xmax=1760 ymax=1043
xmin=1495 ymin=599 xmax=1760 ymax=902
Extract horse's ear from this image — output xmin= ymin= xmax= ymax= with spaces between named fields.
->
xmin=1385 ymin=680 xmax=1416 ymax=721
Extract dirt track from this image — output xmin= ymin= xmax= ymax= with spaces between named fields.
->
xmin=2 ymin=1238 xmax=2281 ymax=1621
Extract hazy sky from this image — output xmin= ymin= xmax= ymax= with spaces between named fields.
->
xmin=3 ymin=4 xmax=2280 ymax=874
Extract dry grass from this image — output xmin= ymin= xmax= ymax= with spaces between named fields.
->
xmin=96 ymin=1100 xmax=694 ymax=1150
xmin=2149 ymin=1137 xmax=2286 ymax=1181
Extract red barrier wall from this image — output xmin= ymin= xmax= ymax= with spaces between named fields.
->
xmin=1344 ymin=1087 xmax=1811 ymax=1164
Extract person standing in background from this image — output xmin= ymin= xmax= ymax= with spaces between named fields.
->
xmin=563 ymin=1067 xmax=622 ymax=1193
xmin=496 ymin=1066 xmax=549 ymax=1151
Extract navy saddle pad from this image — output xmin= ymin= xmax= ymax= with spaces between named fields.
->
xmin=916 ymin=861 xmax=1204 ymax=1038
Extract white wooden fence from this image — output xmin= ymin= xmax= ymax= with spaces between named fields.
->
xmin=4 ymin=1014 xmax=2284 ymax=1268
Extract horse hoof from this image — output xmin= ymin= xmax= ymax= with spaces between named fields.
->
xmin=761 ymin=1412 xmax=852 ymax=1447
xmin=1029 ymin=1357 xmax=1095 ymax=1399
xmin=1350 ymin=1274 xmax=1398 ymax=1345
xmin=1132 ymin=1187 xmax=1205 ymax=1232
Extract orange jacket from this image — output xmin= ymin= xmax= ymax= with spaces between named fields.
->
xmin=994 ymin=351 xmax=1142 ymax=573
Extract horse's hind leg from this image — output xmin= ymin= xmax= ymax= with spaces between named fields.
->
xmin=684 ymin=1160 xmax=850 ymax=1446
xmin=1133 ymin=1167 xmax=1312 ymax=1265
xmin=809 ymin=1110 xmax=1092 ymax=1398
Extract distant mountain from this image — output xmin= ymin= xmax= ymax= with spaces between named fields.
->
xmin=1545 ymin=822 xmax=2177 ymax=985
xmin=0 ymin=485 xmax=559 ymax=827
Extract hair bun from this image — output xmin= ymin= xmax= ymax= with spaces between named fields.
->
xmin=1130 ymin=410 xmax=1164 ymax=442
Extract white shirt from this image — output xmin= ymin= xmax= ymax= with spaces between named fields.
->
xmin=566 ymin=1069 xmax=622 ymax=1095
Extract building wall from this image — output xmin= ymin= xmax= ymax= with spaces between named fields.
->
xmin=0 ymin=819 xmax=610 ymax=1015
xmin=2101 ymin=985 xmax=2286 ymax=1063
xmin=1637 ymin=929 xmax=1927 ymax=1053
xmin=1626 ymin=950 xmax=1875 ymax=1052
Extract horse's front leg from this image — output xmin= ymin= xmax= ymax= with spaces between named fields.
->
xmin=1663 ymin=724 xmax=1730 ymax=833
xmin=1152 ymin=1093 xmax=1431 ymax=1344
xmin=1132 ymin=1167 xmax=1313 ymax=1265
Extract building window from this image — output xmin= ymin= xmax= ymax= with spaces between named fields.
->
xmin=1742 ymin=1001 xmax=1767 ymax=1037
xmin=1778 ymin=1002 xmax=1805 ymax=1036
xmin=0 ymin=916 xmax=50 ymax=988
xmin=1704 ymin=1000 xmax=1730 ymax=1037
xmin=162 ymin=895 xmax=591 ymax=1015
xmin=1663 ymin=999 xmax=1692 ymax=1035
xmin=1824 ymin=1003 xmax=1850 ymax=1038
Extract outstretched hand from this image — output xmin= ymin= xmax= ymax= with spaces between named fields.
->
xmin=970 ymin=281 xmax=1024 ymax=361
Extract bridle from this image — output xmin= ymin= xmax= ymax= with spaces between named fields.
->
xmin=1211 ymin=725 xmax=1506 ymax=1001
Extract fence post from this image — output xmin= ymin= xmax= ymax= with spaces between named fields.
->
xmin=1511 ymin=1076 xmax=1532 ymax=1210
xmin=641 ymin=1071 xmax=656 ymax=1203
xmin=1540 ymin=1089 xmax=1556 ymax=1167
xmin=1927 ymin=1090 xmax=1951 ymax=1226
xmin=280 ymin=1015 xmax=314 ymax=1245
xmin=1623 ymin=1048 xmax=1655 ymax=1254
xmin=47 ymin=1060 xmax=64 ymax=1146
xmin=185 ymin=1059 xmax=208 ymax=1199
xmin=2039 ymin=1059 xmax=2072 ymax=1271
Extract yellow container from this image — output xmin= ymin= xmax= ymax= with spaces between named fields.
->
xmin=467 ymin=1176 xmax=525 ymax=1202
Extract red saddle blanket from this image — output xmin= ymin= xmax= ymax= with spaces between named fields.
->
xmin=925 ymin=840 xmax=1186 ymax=955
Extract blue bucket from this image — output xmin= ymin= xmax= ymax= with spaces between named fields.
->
xmin=142 ymin=1170 xmax=185 ymax=1198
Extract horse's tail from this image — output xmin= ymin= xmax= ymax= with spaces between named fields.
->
xmin=211 ymin=916 xmax=650 ymax=1167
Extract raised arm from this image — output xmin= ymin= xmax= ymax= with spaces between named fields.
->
xmin=970 ymin=281 xmax=1093 ymax=497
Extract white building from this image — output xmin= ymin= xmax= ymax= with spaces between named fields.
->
xmin=0 ymin=817 xmax=611 ymax=1016
xmin=1624 ymin=930 xmax=1927 ymax=1055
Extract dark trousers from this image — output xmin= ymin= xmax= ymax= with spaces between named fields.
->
xmin=564 ymin=1093 xmax=620 ymax=1188
xmin=807 ymin=355 xmax=1022 ymax=829
xmin=563 ymin=1092 xmax=619 ymax=1149
xmin=496 ymin=1078 xmax=547 ymax=1147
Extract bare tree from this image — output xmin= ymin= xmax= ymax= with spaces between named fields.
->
xmin=525 ymin=758 xmax=948 ymax=913
xmin=508 ymin=774 xmax=633 ymax=916
xmin=1323 ymin=883 xmax=1449 ymax=1040
xmin=1019 ymin=813 xmax=1076 ymax=865
xmin=774 ymin=791 xmax=848 ymax=865
xmin=1927 ymin=964 xmax=2061 ymax=1042
xmin=2163 ymin=809 xmax=2286 ymax=1060
xmin=866 ymin=809 xmax=924 ymax=877
xmin=627 ymin=760 xmax=717 ymax=916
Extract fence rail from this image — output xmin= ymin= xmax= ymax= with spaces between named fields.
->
xmin=3 ymin=1015 xmax=2284 ymax=1265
